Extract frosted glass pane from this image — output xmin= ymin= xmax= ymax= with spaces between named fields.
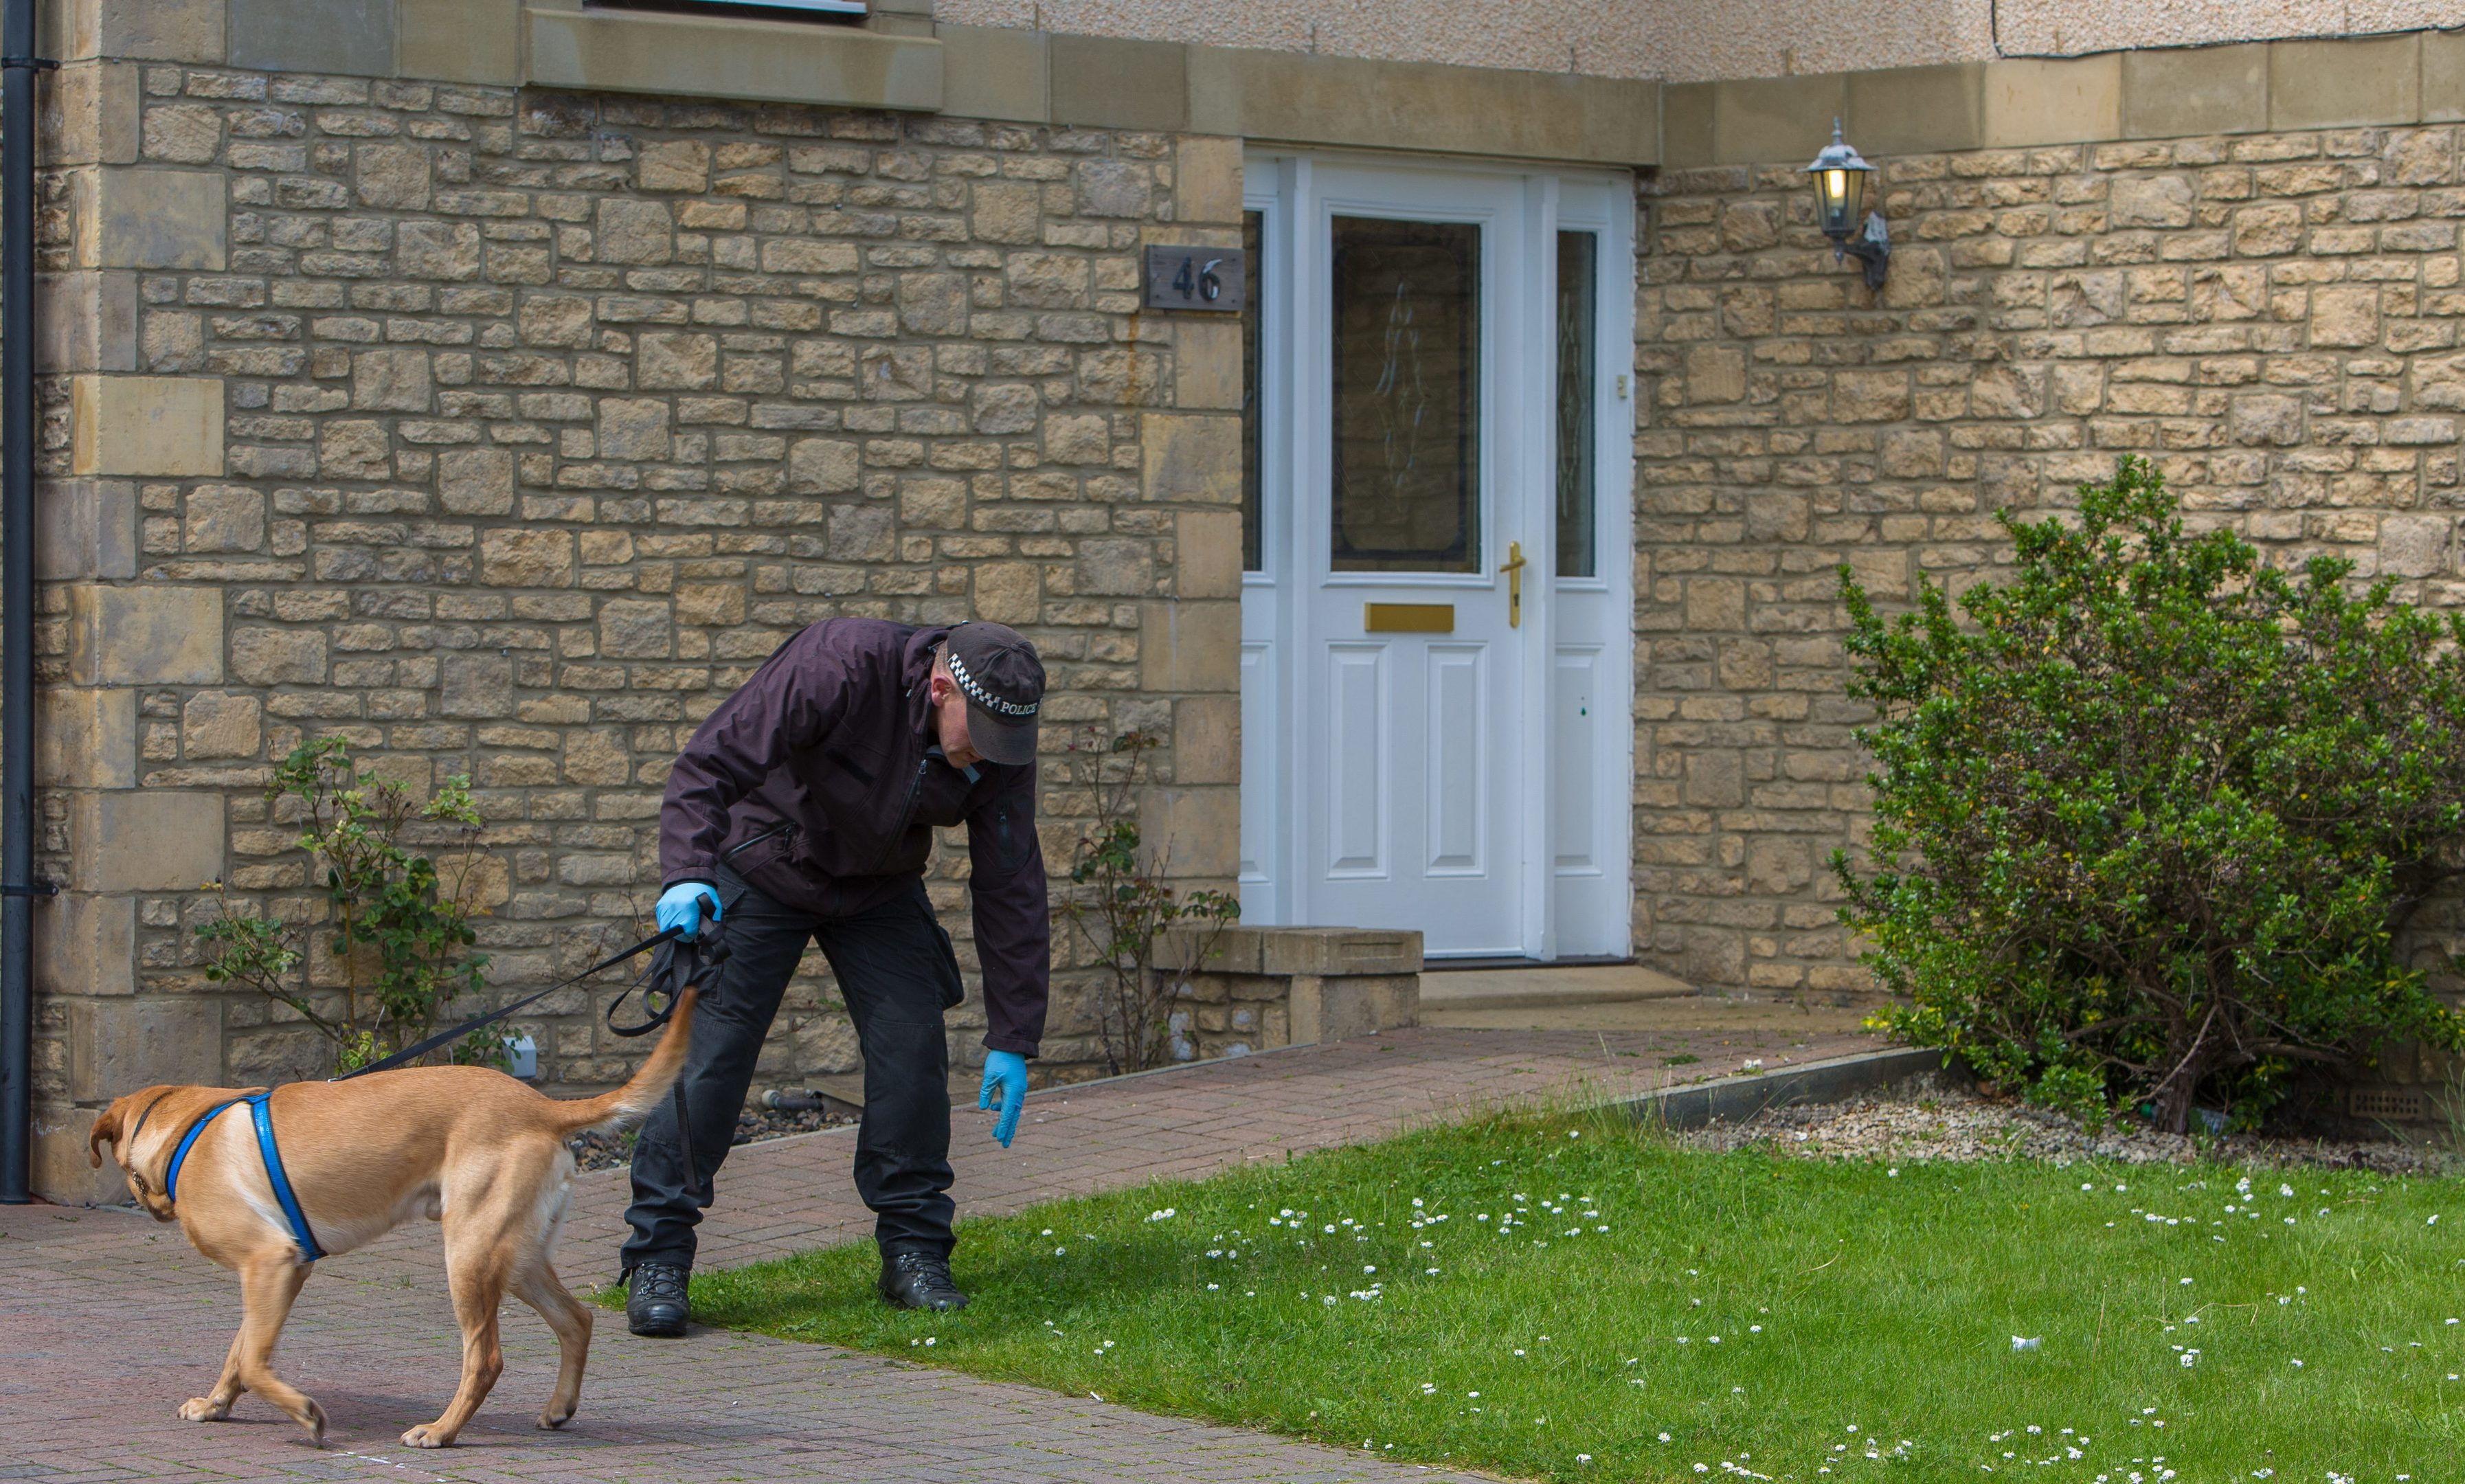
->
xmin=1555 ymin=230 xmax=1597 ymax=580
xmin=1241 ymin=209 xmax=1265 ymax=574
xmin=1329 ymin=216 xmax=1481 ymax=574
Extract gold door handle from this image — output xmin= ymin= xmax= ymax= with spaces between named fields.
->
xmin=1499 ymin=541 xmax=1527 ymax=628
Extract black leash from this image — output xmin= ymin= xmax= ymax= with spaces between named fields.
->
xmin=335 ymin=844 xmax=768 ymax=1224
xmin=333 ymin=924 xmax=713 ymax=1082
xmin=344 ymin=829 xmax=780 ymax=1081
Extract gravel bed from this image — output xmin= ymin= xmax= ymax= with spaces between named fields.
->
xmin=1679 ymin=1084 xmax=2456 ymax=1176
xmin=567 ymin=1086 xmax=2446 ymax=1177
xmin=569 ymin=1104 xmax=855 ymax=1173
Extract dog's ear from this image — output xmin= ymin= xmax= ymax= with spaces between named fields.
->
xmin=88 ymin=1097 xmax=129 ymax=1169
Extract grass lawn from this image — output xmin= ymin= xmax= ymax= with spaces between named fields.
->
xmin=682 ymin=1109 xmax=2465 ymax=1482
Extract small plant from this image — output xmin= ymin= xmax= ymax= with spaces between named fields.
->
xmin=1060 ymin=728 xmax=1240 ymax=1075
xmin=1837 ymin=457 xmax=2465 ymax=1133
xmin=2440 ymin=1056 xmax=2465 ymax=1162
xmin=198 ymin=737 xmax=495 ymax=1075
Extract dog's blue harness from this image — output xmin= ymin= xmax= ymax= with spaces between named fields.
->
xmin=164 ymin=1091 xmax=326 ymax=1263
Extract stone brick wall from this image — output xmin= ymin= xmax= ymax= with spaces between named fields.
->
xmin=1634 ymin=124 xmax=2465 ymax=1020
xmin=28 ymin=52 xmax=1246 ymax=1193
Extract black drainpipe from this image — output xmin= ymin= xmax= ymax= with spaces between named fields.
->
xmin=1 ymin=0 xmax=40 ymax=1205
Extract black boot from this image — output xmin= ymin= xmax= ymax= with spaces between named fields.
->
xmin=626 ymin=1261 xmax=692 ymax=1337
xmin=878 ymin=1250 xmax=969 ymax=1312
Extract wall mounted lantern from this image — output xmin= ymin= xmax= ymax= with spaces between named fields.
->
xmin=1804 ymin=120 xmax=1889 ymax=289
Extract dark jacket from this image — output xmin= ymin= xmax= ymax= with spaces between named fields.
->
xmin=659 ymin=619 xmax=1050 ymax=1056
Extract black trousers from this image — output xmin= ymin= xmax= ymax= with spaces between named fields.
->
xmin=620 ymin=865 xmax=966 ymax=1273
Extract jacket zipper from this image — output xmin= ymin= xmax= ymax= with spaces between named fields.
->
xmin=721 ymin=820 xmax=791 ymax=864
xmin=873 ymin=754 xmax=933 ymax=874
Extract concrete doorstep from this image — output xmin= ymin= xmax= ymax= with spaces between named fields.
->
xmin=1418 ymin=960 xmax=1699 ymax=1011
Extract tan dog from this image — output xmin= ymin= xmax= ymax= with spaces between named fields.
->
xmin=85 ymin=988 xmax=695 ymax=1450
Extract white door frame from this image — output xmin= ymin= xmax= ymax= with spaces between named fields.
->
xmin=1239 ymin=150 xmax=1635 ymax=960
xmin=1544 ymin=173 xmax=1639 ymax=960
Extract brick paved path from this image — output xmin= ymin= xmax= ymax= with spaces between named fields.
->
xmin=1 ymin=1021 xmax=1879 ymax=1482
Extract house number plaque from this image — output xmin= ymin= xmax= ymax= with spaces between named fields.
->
xmin=1143 ymin=246 xmax=1246 ymax=312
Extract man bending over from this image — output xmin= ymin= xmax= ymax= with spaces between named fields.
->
xmin=620 ymin=618 xmax=1049 ymax=1333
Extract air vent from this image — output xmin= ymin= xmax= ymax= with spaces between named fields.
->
xmin=2348 ymin=1088 xmax=2430 ymax=1122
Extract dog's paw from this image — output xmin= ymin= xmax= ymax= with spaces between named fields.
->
xmin=400 ymin=1422 xmax=455 ymax=1449
xmin=178 ymin=1396 xmax=232 ymax=1423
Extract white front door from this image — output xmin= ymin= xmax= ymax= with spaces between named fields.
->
xmin=1239 ymin=157 xmax=1634 ymax=960
xmin=1301 ymin=168 xmax=1530 ymax=956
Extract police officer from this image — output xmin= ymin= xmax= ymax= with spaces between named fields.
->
xmin=620 ymin=618 xmax=1049 ymax=1333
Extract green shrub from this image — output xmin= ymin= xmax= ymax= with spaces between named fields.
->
xmin=1836 ymin=457 xmax=2465 ymax=1132
xmin=1059 ymin=728 xmax=1239 ymax=1075
xmin=198 ymin=737 xmax=494 ymax=1075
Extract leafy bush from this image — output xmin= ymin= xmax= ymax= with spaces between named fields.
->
xmin=1836 ymin=458 xmax=2465 ymax=1132
xmin=198 ymin=737 xmax=495 ymax=1075
xmin=1060 ymin=728 xmax=1240 ymax=1075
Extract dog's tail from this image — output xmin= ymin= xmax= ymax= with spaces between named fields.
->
xmin=549 ymin=986 xmax=699 ymax=1136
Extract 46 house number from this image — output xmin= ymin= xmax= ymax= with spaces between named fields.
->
xmin=1143 ymin=246 xmax=1246 ymax=312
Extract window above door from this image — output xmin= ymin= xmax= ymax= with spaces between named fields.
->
xmin=662 ymin=0 xmax=869 ymax=13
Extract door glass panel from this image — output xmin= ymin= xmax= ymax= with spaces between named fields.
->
xmin=1329 ymin=216 xmax=1481 ymax=574
xmin=1241 ymin=208 xmax=1265 ymax=573
xmin=1555 ymin=230 xmax=1597 ymax=580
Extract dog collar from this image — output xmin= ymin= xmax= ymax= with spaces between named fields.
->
xmin=126 ymin=1087 xmax=177 ymax=1147
xmin=122 ymin=1088 xmax=179 ymax=1200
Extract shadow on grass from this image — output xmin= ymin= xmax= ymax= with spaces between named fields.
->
xmin=687 ymin=1222 xmax=1219 ymax=1335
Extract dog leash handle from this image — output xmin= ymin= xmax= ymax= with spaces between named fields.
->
xmin=606 ymin=924 xmax=730 ymax=1038
xmin=332 ymin=926 xmax=684 ymax=1081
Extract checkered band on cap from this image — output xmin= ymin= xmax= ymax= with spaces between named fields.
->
xmin=947 ymin=649 xmax=1038 ymax=717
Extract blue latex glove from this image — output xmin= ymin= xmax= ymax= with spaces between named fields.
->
xmin=655 ymin=882 xmax=720 ymax=940
xmin=979 ymin=1050 xmax=1028 ymax=1148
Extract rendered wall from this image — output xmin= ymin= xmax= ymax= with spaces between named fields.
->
xmin=946 ymin=1 xmax=2465 ymax=83
xmin=940 ymin=0 xmax=1661 ymax=80
xmin=1994 ymin=2 xmax=2465 ymax=63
